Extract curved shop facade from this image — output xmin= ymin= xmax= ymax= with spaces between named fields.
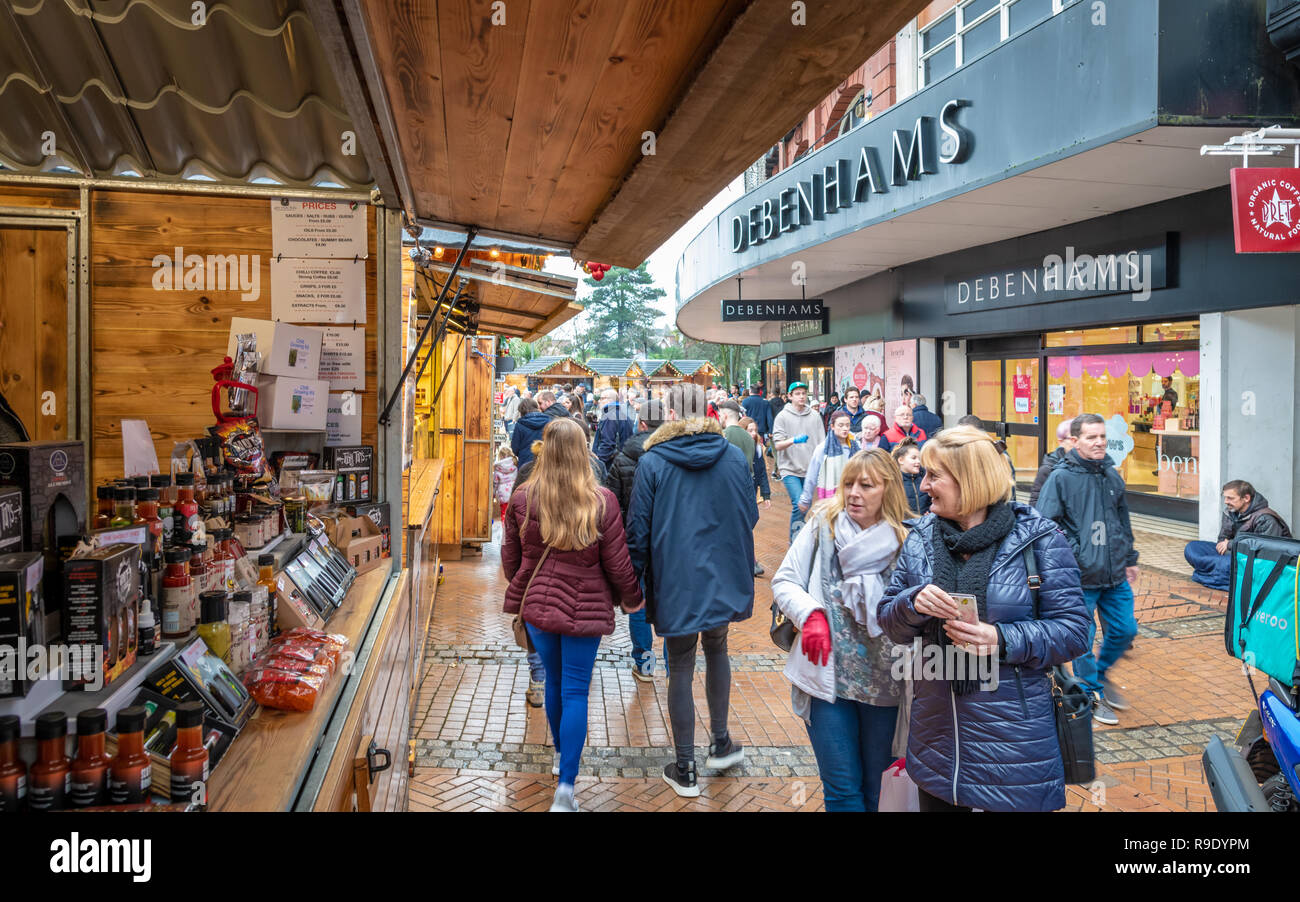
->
xmin=675 ymin=0 xmax=1300 ymax=533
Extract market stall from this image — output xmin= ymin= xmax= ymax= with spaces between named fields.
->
xmin=587 ymin=359 xmax=647 ymax=393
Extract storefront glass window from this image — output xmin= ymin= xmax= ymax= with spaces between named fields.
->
xmin=1141 ymin=321 xmax=1199 ymax=343
xmin=764 ymin=358 xmax=786 ymax=396
xmin=1003 ymin=357 xmax=1039 ymax=481
xmin=1044 ymin=326 xmax=1139 ymax=347
xmin=1046 ymin=350 xmax=1200 ymax=501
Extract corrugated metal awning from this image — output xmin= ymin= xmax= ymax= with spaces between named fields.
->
xmin=0 ymin=0 xmax=373 ymax=190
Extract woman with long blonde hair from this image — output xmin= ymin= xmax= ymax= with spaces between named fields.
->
xmin=501 ymin=417 xmax=643 ymax=811
xmin=771 ymin=448 xmax=912 ymax=811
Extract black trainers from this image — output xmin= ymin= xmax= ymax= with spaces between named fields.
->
xmin=706 ymin=737 xmax=745 ymax=770
xmin=662 ymin=761 xmax=700 ymax=798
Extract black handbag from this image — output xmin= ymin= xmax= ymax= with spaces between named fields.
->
xmin=1023 ymin=543 xmax=1096 ymax=785
xmin=770 ymin=525 xmax=820 ymax=652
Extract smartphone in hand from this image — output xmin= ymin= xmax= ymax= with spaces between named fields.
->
xmin=950 ymin=593 xmax=979 ymax=624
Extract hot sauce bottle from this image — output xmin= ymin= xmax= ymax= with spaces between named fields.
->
xmin=176 ymin=473 xmax=200 ymax=534
xmin=108 ymin=706 xmax=152 ymax=805
xmin=212 ymin=528 xmax=236 ymax=593
xmin=0 ymin=714 xmax=26 ymax=812
xmin=169 ymin=702 xmax=209 ymax=804
xmin=29 ymin=711 xmax=71 ymax=811
xmin=162 ymin=547 xmax=193 ymax=639
xmin=94 ymin=485 xmax=114 ymax=529
xmin=108 ymin=486 xmax=137 ymax=528
xmin=137 ymin=487 xmax=164 ymax=558
xmin=258 ymin=554 xmax=279 ymax=638
xmin=69 ymin=708 xmax=112 ymax=808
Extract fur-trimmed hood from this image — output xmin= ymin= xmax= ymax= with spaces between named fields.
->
xmin=643 ymin=417 xmax=730 ymax=471
xmin=644 ymin=416 xmax=723 ymax=449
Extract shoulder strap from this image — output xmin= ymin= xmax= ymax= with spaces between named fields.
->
xmin=1022 ymin=539 xmax=1042 ymax=620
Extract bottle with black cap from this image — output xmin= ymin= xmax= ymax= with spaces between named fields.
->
xmin=0 ymin=714 xmax=27 ymax=811
xmin=108 ymin=706 xmax=152 ymax=804
xmin=69 ymin=708 xmax=112 ymax=807
xmin=169 ymin=701 xmax=209 ymax=803
xmin=198 ymin=590 xmax=231 ymax=663
xmin=29 ymin=711 xmax=71 ymax=810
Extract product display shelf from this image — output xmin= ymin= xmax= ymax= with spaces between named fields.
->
xmin=1 ymin=641 xmax=180 ymax=737
xmin=204 ymin=566 xmax=399 ymax=811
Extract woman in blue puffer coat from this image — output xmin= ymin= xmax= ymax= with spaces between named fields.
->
xmin=878 ymin=426 xmax=1089 ymax=812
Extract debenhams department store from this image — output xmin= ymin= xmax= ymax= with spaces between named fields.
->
xmin=675 ymin=0 xmax=1300 ymax=538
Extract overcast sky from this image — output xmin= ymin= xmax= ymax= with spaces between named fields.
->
xmin=547 ymin=175 xmax=744 ymax=337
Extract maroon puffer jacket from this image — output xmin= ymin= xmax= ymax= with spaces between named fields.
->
xmin=501 ymin=486 xmax=642 ymax=636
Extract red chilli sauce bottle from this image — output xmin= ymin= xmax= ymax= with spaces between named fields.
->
xmin=176 ymin=473 xmax=201 ymax=535
xmin=69 ymin=708 xmax=112 ymax=808
xmin=169 ymin=702 xmax=209 ymax=804
xmin=29 ymin=711 xmax=72 ymax=811
xmin=108 ymin=706 xmax=152 ymax=805
xmin=0 ymin=714 xmax=26 ymax=812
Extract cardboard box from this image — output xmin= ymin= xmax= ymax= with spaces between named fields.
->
xmin=63 ymin=544 xmax=139 ymax=689
xmin=256 ymin=375 xmax=330 ymax=430
xmin=0 ymin=441 xmax=87 ymax=640
xmin=0 ymin=488 xmax=23 ymax=554
xmin=346 ymin=501 xmax=391 ymax=558
xmin=227 ymin=317 xmax=323 ymax=379
xmin=0 ymin=552 xmax=44 ymax=698
xmin=325 ymin=446 xmax=373 ymax=503
xmin=274 ymin=572 xmax=326 ymax=632
xmin=331 ymin=515 xmax=384 ymax=574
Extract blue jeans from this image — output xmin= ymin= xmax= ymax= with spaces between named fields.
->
xmin=781 ymin=475 xmax=806 ymax=542
xmin=628 ymin=608 xmax=654 ymax=668
xmin=505 ymin=419 xmax=515 ymax=438
xmin=1185 ymin=540 xmax=1230 ymax=591
xmin=524 ymin=624 xmax=601 ymax=785
xmin=526 ymin=650 xmax=545 ymax=683
xmin=1072 ymin=582 xmax=1138 ymax=695
xmin=805 ymin=697 xmax=898 ymax=812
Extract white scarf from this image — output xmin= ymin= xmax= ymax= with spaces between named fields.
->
xmin=833 ymin=512 xmax=900 ymax=637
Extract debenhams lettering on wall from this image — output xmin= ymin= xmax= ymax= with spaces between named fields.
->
xmin=730 ymin=99 xmax=971 ymax=254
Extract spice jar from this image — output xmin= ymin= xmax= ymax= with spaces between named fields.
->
xmin=235 ymin=514 xmax=257 ymax=549
xmin=228 ymin=590 xmax=252 ymax=674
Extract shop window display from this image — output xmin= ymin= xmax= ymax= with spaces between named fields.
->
xmin=1045 ymin=351 xmax=1199 ymax=500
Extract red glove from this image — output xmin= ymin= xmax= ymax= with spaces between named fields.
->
xmin=800 ymin=610 xmax=831 ymax=667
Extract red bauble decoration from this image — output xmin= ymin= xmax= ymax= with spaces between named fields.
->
xmin=592 ymin=270 xmax=605 ymax=281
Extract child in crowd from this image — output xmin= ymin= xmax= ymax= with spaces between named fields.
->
xmin=492 ymin=444 xmax=518 ymax=522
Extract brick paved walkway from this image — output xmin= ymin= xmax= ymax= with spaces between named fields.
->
xmin=409 ymin=482 xmax=1254 ymax=812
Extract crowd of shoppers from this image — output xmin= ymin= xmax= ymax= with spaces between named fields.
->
xmin=491 ymin=372 xmax=1287 ymax=813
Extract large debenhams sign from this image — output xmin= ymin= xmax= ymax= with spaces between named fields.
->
xmin=731 ymin=99 xmax=971 ymax=254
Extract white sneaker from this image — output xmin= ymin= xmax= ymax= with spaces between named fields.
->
xmin=549 ymin=782 xmax=578 ymax=811
xmin=552 ymin=751 xmax=560 ymax=777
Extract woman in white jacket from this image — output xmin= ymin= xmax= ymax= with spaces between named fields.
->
xmin=772 ymin=448 xmax=913 ymax=811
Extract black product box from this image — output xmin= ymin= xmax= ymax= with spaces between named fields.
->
xmin=326 ymin=446 xmax=373 ymax=503
xmin=0 ymin=551 xmax=45 ymax=698
xmin=347 ymin=501 xmax=391 ymax=558
xmin=0 ymin=488 xmax=23 ymax=553
xmin=142 ymin=638 xmax=254 ymax=730
xmin=63 ymin=544 xmax=139 ymax=689
xmin=0 ymin=441 xmax=87 ymax=641
xmin=129 ymin=687 xmax=238 ymax=767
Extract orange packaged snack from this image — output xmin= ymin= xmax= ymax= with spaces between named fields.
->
xmin=242 ymin=667 xmax=326 ymax=712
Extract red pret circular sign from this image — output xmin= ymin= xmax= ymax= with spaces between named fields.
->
xmin=1231 ymin=168 xmax=1300 ymax=253
xmin=852 ymin=363 xmax=868 ymax=390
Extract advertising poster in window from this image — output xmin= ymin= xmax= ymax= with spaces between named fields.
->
xmin=883 ymin=340 xmax=917 ymax=424
xmin=834 ymin=342 xmax=884 ymax=399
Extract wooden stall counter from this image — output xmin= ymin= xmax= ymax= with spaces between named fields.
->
xmin=206 ymin=566 xmax=407 ymax=811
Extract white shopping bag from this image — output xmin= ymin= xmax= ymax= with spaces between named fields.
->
xmin=879 ymin=758 xmax=919 ymax=812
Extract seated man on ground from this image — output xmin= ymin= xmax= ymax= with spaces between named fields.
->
xmin=1185 ymin=480 xmax=1292 ymax=591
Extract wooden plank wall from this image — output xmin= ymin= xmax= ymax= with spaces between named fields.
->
xmin=0 ymin=226 xmax=69 ymax=441
xmin=461 ymin=334 xmax=493 ymax=542
xmin=88 ymin=191 xmax=378 ymax=486
xmin=434 ymin=334 xmax=465 ymax=554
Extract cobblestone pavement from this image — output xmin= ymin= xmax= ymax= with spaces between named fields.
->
xmin=410 ymin=480 xmax=1255 ymax=812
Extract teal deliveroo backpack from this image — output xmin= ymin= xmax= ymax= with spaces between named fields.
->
xmin=1226 ymin=534 xmax=1300 ymax=687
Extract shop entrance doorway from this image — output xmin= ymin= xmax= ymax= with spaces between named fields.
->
xmin=968 ymin=356 xmax=1042 ymax=488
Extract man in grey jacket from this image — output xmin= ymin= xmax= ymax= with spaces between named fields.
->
xmin=771 ymin=381 xmax=825 ymax=543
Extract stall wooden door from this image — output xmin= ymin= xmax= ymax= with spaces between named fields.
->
xmin=461 ymin=335 xmax=495 ymax=543
xmin=0 ymin=224 xmax=72 ymax=441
